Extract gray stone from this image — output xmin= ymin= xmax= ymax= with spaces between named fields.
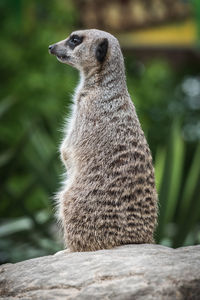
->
xmin=0 ymin=244 xmax=200 ymax=300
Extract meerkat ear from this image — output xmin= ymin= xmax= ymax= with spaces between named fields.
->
xmin=95 ymin=38 xmax=108 ymax=63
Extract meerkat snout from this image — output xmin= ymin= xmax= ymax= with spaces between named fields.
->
xmin=48 ymin=42 xmax=71 ymax=64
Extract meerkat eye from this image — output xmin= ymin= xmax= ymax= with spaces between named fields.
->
xmin=71 ymin=35 xmax=80 ymax=44
xmin=67 ymin=35 xmax=83 ymax=50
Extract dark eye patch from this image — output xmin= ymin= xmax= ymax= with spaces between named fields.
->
xmin=66 ymin=34 xmax=84 ymax=50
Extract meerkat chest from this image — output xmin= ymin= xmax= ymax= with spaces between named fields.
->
xmin=60 ymin=103 xmax=90 ymax=162
xmin=60 ymin=105 xmax=78 ymax=164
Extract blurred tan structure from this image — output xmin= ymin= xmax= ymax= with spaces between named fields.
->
xmin=74 ymin=0 xmax=199 ymax=65
xmin=76 ymin=0 xmax=190 ymax=30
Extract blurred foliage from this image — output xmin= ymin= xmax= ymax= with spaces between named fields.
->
xmin=0 ymin=0 xmax=200 ymax=263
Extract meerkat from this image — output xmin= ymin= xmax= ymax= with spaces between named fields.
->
xmin=49 ymin=29 xmax=158 ymax=252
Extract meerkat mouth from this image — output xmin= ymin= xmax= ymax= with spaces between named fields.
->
xmin=56 ymin=55 xmax=70 ymax=62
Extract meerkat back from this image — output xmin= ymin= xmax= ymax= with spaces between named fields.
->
xmin=49 ymin=29 xmax=158 ymax=252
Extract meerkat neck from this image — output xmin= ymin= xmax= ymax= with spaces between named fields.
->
xmin=80 ymin=62 xmax=128 ymax=95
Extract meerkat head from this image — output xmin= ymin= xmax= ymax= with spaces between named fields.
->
xmin=49 ymin=29 xmax=123 ymax=73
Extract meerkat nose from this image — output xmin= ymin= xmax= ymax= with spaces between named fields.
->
xmin=48 ymin=44 xmax=56 ymax=54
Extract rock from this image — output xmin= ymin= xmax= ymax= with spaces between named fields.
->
xmin=0 ymin=244 xmax=200 ymax=300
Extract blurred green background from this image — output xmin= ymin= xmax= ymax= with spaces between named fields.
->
xmin=0 ymin=0 xmax=200 ymax=264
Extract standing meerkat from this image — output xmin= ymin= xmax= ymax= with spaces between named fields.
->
xmin=49 ymin=29 xmax=158 ymax=252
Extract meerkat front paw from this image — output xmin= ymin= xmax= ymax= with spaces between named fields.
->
xmin=60 ymin=147 xmax=68 ymax=163
xmin=54 ymin=248 xmax=71 ymax=256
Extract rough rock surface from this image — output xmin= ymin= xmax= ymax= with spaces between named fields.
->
xmin=0 ymin=244 xmax=200 ymax=300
